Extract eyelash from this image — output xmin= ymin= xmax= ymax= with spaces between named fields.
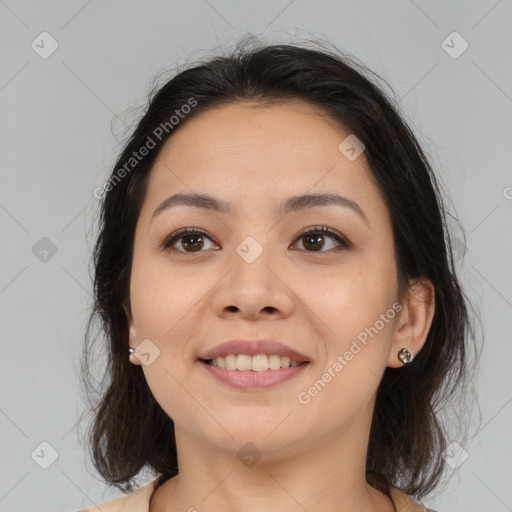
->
xmin=159 ymin=225 xmax=351 ymax=254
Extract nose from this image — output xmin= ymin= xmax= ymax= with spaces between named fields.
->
xmin=211 ymin=247 xmax=294 ymax=321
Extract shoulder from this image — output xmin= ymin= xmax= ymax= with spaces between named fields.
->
xmin=77 ymin=476 xmax=163 ymax=512
xmin=389 ymin=486 xmax=440 ymax=512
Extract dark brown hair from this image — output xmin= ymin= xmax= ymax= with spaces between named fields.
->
xmin=79 ymin=38 xmax=481 ymax=499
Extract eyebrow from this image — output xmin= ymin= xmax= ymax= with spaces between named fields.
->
xmin=151 ymin=192 xmax=369 ymax=226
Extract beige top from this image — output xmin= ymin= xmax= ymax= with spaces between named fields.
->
xmin=78 ymin=475 xmax=438 ymax=512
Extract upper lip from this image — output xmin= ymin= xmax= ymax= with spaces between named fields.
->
xmin=198 ymin=339 xmax=311 ymax=363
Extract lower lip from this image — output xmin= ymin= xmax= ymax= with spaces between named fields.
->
xmin=198 ymin=360 xmax=310 ymax=390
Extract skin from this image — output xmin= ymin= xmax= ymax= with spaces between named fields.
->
xmin=126 ymin=100 xmax=435 ymax=512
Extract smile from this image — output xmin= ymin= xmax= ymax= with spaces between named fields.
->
xmin=199 ymin=354 xmax=310 ymax=390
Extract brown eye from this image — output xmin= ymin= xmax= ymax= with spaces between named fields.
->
xmin=161 ymin=228 xmax=219 ymax=253
xmin=292 ymin=226 xmax=350 ymax=252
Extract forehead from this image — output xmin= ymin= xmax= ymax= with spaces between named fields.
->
xmin=142 ymin=100 xmax=388 ymax=224
xmin=155 ymin=100 xmax=351 ymax=171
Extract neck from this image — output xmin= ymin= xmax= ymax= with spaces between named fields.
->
xmin=149 ymin=401 xmax=395 ymax=512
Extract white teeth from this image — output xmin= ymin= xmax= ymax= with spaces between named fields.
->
xmin=252 ymin=354 xmax=268 ymax=372
xmin=268 ymin=354 xmax=281 ymax=369
xmin=225 ymin=354 xmax=237 ymax=370
xmin=208 ymin=354 xmax=303 ymax=371
xmin=236 ymin=354 xmax=252 ymax=371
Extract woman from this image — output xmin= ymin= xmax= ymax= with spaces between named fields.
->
xmin=78 ymin=40 xmax=478 ymax=512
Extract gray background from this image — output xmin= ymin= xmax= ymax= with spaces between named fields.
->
xmin=1 ymin=1 xmax=511 ymax=511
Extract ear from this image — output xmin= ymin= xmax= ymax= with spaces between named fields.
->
xmin=124 ymin=299 xmax=142 ymax=366
xmin=387 ymin=277 xmax=436 ymax=368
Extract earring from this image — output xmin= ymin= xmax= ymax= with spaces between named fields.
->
xmin=128 ymin=347 xmax=139 ymax=363
xmin=398 ymin=347 xmax=414 ymax=364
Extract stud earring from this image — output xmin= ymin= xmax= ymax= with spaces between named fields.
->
xmin=128 ymin=347 xmax=139 ymax=363
xmin=398 ymin=347 xmax=414 ymax=364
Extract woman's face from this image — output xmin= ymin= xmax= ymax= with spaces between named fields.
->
xmin=127 ymin=100 xmax=404 ymax=458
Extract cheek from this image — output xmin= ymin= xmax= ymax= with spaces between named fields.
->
xmin=129 ymin=257 xmax=203 ymax=426
xmin=316 ymin=259 xmax=396 ymax=340
xmin=300 ymin=285 xmax=398 ymax=429
xmin=129 ymin=253 xmax=202 ymax=338
xmin=308 ymin=249 xmax=398 ymax=391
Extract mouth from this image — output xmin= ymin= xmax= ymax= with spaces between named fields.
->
xmin=197 ymin=339 xmax=311 ymax=390
xmin=197 ymin=354 xmax=311 ymax=390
